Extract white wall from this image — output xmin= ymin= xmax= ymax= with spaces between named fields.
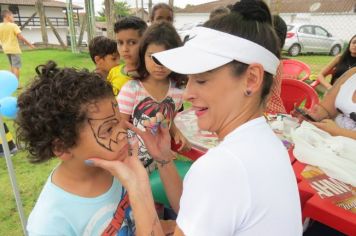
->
xmin=174 ymin=13 xmax=209 ymax=29
xmin=22 ymin=27 xmax=68 ymax=45
xmin=1 ymin=4 xmax=83 ymax=45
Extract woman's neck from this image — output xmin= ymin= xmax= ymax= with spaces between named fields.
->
xmin=217 ymin=103 xmax=264 ymax=140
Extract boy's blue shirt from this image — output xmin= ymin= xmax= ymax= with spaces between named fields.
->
xmin=27 ymin=172 xmax=135 ymax=236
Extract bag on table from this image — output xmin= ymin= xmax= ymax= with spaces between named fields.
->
xmin=291 ymin=121 xmax=356 ymax=187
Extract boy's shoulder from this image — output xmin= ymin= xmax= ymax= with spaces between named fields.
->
xmin=108 ymin=64 xmax=131 ymax=81
xmin=27 ymin=174 xmax=126 ymax=235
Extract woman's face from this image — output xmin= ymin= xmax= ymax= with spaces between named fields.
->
xmin=184 ymin=64 xmax=252 ymax=138
xmin=349 ymin=36 xmax=356 ymax=56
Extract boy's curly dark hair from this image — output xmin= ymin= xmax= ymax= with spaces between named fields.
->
xmin=16 ymin=61 xmax=114 ymax=163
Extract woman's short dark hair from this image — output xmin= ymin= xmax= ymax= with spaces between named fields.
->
xmin=16 ymin=61 xmax=114 ymax=163
xmin=136 ymin=21 xmax=187 ymax=87
xmin=204 ymin=1 xmax=280 ymax=103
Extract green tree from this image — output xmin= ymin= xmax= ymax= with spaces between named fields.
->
xmin=97 ymin=1 xmax=130 ymax=21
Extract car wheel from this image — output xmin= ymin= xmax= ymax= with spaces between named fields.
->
xmin=330 ymin=45 xmax=341 ymax=56
xmin=288 ymin=44 xmax=301 ymax=56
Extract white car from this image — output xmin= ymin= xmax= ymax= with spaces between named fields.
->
xmin=177 ymin=22 xmax=204 ymax=43
xmin=283 ymin=23 xmax=343 ymax=56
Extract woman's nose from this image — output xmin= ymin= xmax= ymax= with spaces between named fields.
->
xmin=183 ymin=79 xmax=194 ymax=102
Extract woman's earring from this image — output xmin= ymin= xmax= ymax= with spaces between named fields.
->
xmin=244 ymin=90 xmax=252 ymax=96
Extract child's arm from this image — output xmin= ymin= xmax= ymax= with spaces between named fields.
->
xmin=313 ymin=119 xmax=356 ymax=139
xmin=170 ymin=121 xmax=191 ymax=152
xmin=127 ymin=119 xmax=183 ymax=213
xmin=17 ymin=33 xmax=35 ymax=49
xmin=316 ymin=55 xmax=341 ymax=90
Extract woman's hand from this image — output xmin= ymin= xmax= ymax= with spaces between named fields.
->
xmin=312 ymin=119 xmax=341 ymax=136
xmin=291 ymin=104 xmax=330 ymax=123
xmin=171 ymin=127 xmax=192 ymax=152
xmin=126 ymin=112 xmax=174 ymax=163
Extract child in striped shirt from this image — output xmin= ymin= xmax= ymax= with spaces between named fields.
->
xmin=118 ymin=22 xmax=191 ymax=173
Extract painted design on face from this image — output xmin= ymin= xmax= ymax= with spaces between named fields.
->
xmin=88 ymin=102 xmax=126 ymax=152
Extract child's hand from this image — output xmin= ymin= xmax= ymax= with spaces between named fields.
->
xmin=171 ymin=128 xmax=191 ymax=152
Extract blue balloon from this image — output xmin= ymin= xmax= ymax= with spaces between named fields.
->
xmin=0 ymin=97 xmax=18 ymax=119
xmin=0 ymin=71 xmax=18 ymax=99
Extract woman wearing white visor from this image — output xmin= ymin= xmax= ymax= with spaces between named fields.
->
xmin=87 ymin=6 xmax=302 ymax=236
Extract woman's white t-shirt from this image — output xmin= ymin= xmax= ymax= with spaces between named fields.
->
xmin=177 ymin=117 xmax=302 ymax=236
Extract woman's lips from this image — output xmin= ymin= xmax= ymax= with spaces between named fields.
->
xmin=193 ymin=107 xmax=208 ymax=117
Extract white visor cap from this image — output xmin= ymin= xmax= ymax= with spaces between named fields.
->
xmin=152 ymin=27 xmax=280 ymax=75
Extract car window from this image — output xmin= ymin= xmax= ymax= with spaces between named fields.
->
xmin=299 ymin=26 xmax=313 ymax=34
xmin=314 ymin=26 xmax=328 ymax=37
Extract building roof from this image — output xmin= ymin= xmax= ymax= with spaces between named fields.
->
xmin=177 ymin=0 xmax=236 ymax=13
xmin=0 ymin=0 xmax=82 ymax=9
xmin=271 ymin=0 xmax=355 ymax=13
xmin=177 ymin=0 xmax=355 ymax=14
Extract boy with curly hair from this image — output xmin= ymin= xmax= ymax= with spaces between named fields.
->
xmin=16 ymin=61 xmax=135 ymax=235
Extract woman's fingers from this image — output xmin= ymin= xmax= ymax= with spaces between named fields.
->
xmin=125 ymin=121 xmax=145 ymax=136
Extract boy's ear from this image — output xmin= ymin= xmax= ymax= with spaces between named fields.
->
xmin=94 ymin=55 xmax=102 ymax=65
xmin=52 ymin=139 xmax=73 ymax=161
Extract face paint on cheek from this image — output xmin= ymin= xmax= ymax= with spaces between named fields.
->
xmin=87 ymin=101 xmax=124 ymax=152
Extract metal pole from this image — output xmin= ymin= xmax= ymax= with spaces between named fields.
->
xmin=141 ymin=0 xmax=144 ymax=20
xmin=0 ymin=117 xmax=28 ymax=236
xmin=66 ymin=0 xmax=78 ymax=53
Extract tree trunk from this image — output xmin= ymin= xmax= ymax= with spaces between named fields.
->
xmin=84 ymin=0 xmax=96 ymax=43
xmin=66 ymin=0 xmax=78 ymax=53
xmin=148 ymin=0 xmax=152 ymax=18
xmin=169 ymin=0 xmax=174 ymax=7
xmin=35 ymin=0 xmax=48 ymax=45
xmin=104 ymin=0 xmax=115 ymax=39
xmin=141 ymin=0 xmax=144 ymax=20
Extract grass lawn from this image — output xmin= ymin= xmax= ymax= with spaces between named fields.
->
xmin=0 ymin=49 xmax=330 ymax=235
xmin=0 ymin=49 xmax=94 ymax=235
